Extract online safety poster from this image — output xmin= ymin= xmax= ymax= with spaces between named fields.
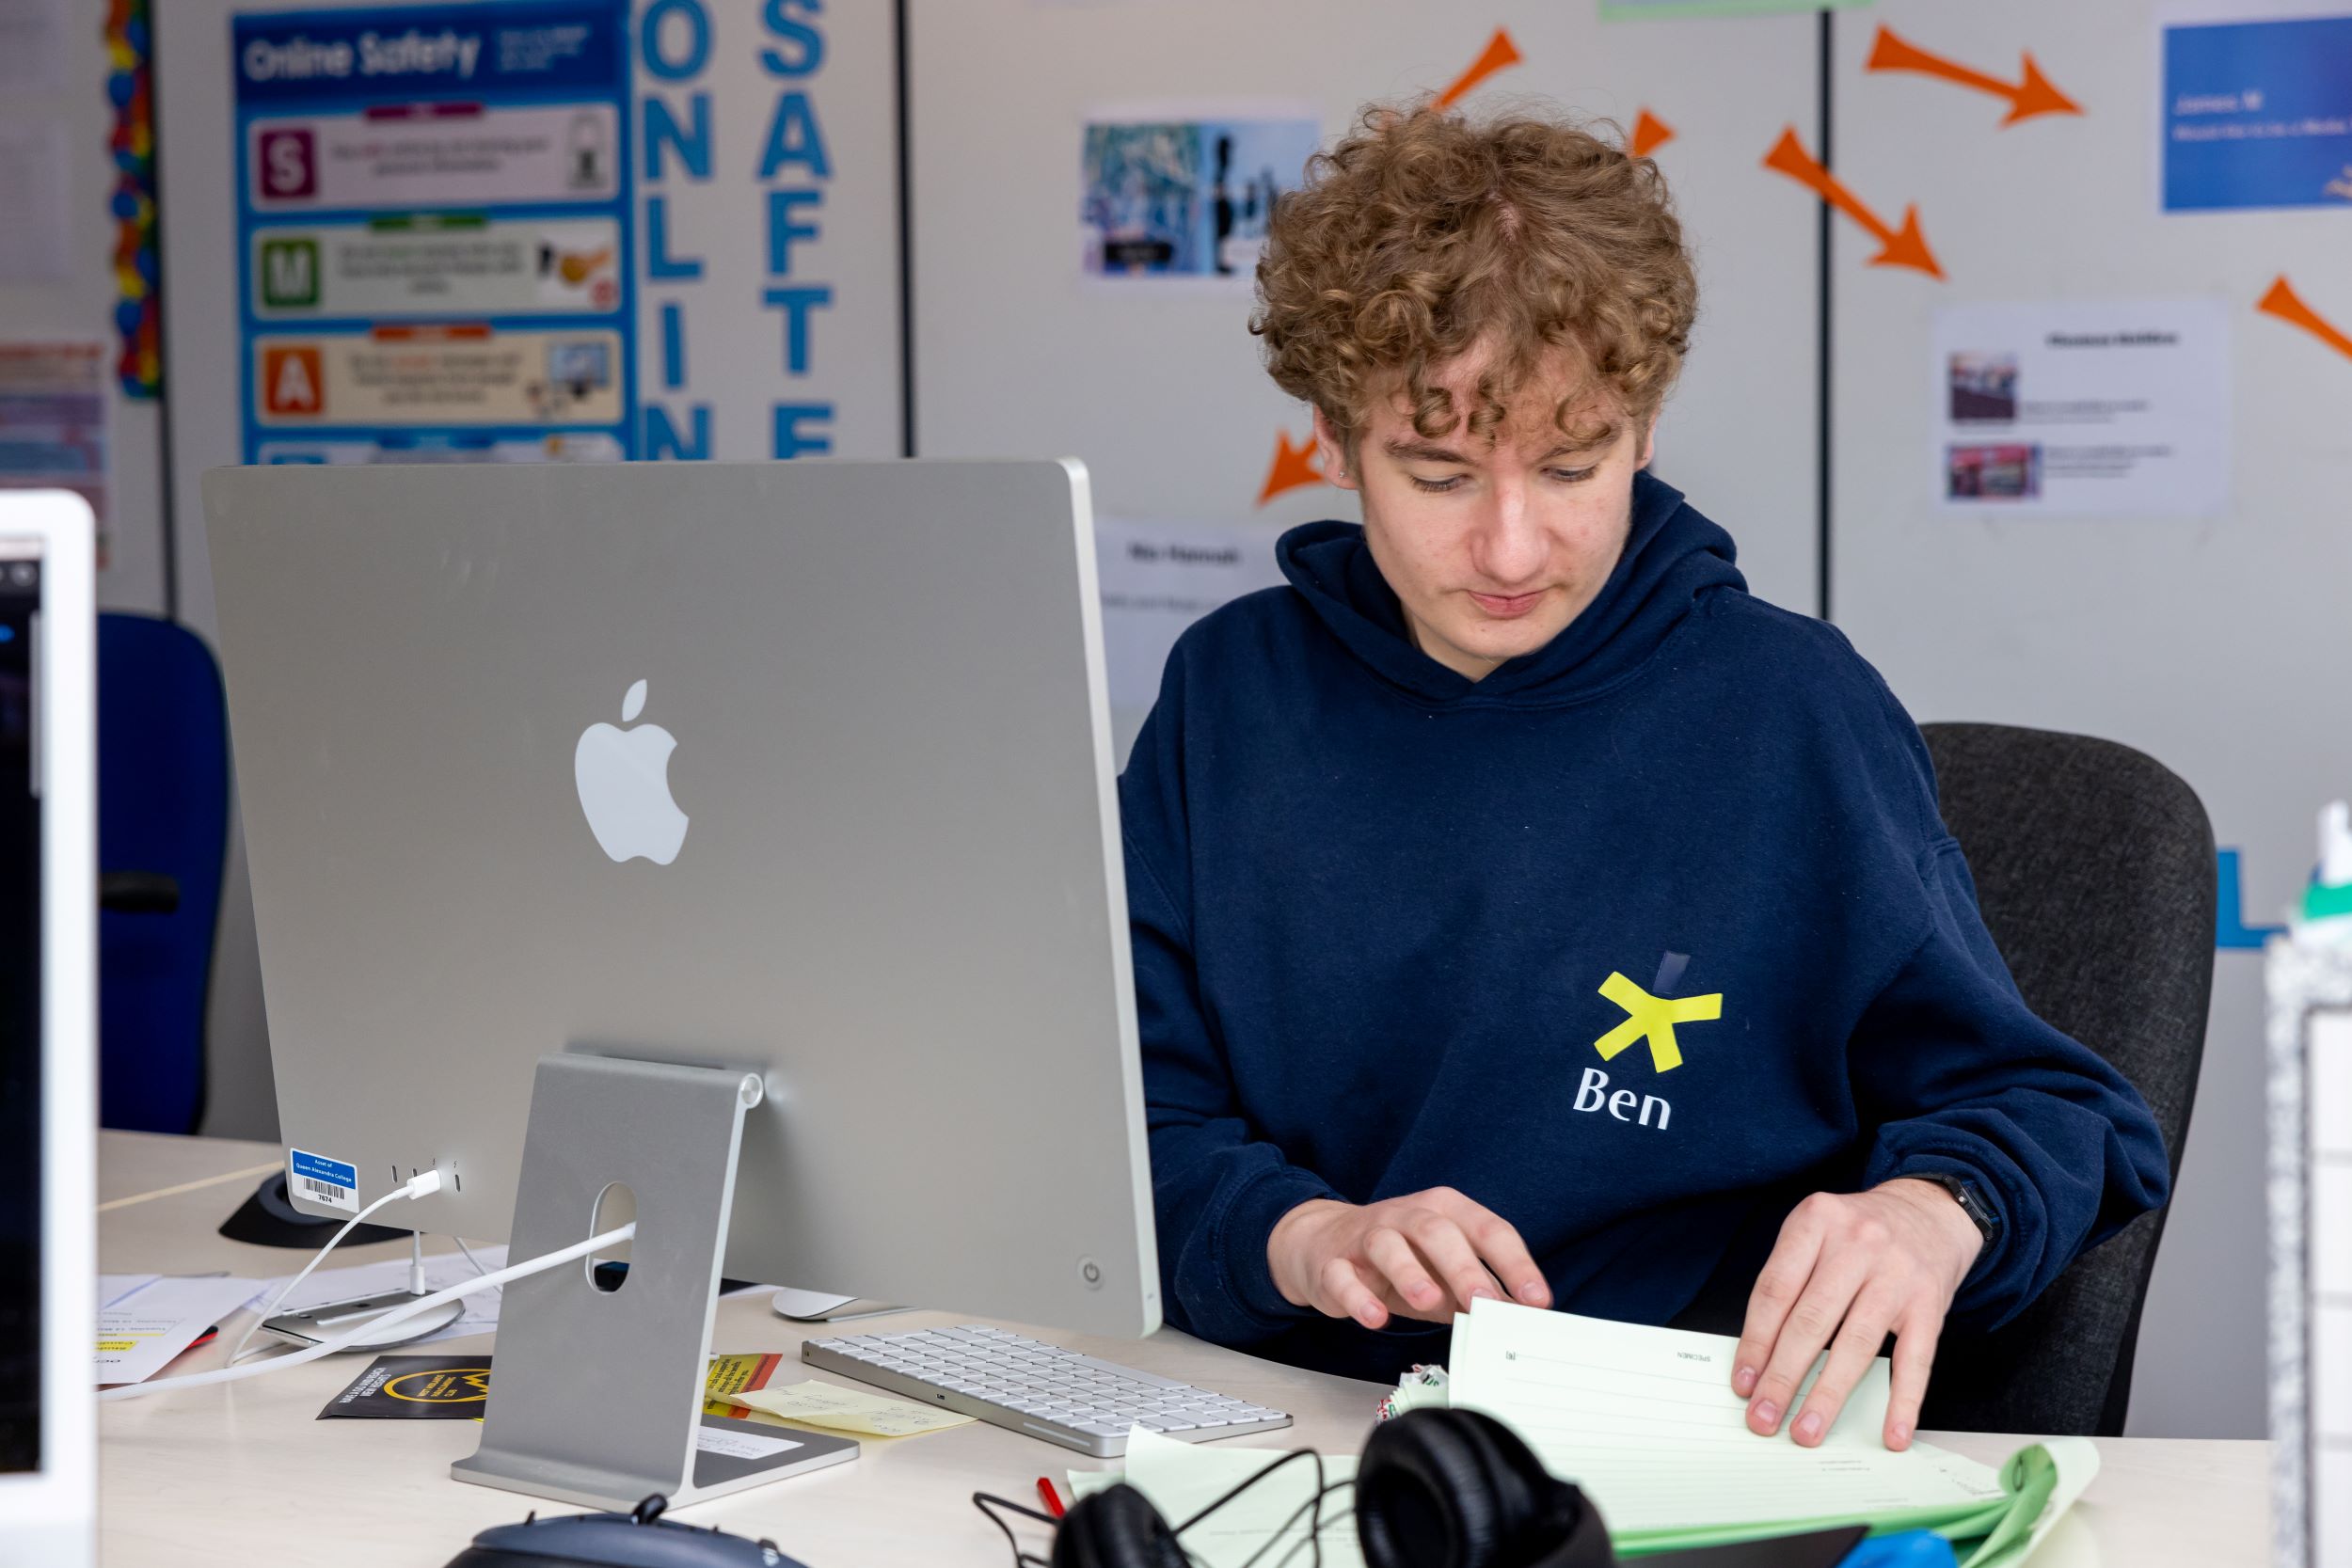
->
xmin=231 ymin=3 xmax=635 ymax=465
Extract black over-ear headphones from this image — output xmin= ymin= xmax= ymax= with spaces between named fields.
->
xmin=1048 ymin=1408 xmax=1617 ymax=1568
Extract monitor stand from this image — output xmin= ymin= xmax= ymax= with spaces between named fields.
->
xmin=452 ymin=1053 xmax=857 ymax=1511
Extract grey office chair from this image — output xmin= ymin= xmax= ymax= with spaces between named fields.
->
xmin=1914 ymin=722 xmax=2214 ymax=1437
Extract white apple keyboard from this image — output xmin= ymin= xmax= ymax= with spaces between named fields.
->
xmin=801 ymin=1324 xmax=1292 ymax=1457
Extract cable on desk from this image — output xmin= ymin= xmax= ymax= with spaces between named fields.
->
xmin=99 ymin=1221 xmax=634 ymax=1402
xmin=224 ymin=1166 xmax=446 ymax=1367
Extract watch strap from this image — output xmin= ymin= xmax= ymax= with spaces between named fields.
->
xmin=1929 ymin=1173 xmax=2000 ymax=1246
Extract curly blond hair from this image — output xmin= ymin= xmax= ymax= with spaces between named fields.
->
xmin=1252 ymin=102 xmax=1696 ymax=451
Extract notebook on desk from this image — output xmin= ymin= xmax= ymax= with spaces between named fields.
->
xmin=1446 ymin=1300 xmax=2097 ymax=1566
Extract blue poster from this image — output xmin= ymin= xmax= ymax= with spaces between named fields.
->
xmin=2163 ymin=15 xmax=2352 ymax=213
xmin=230 ymin=1 xmax=637 ymax=464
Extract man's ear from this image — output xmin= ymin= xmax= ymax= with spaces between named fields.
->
xmin=1636 ymin=414 xmax=1660 ymax=471
xmin=1311 ymin=406 xmax=1360 ymax=493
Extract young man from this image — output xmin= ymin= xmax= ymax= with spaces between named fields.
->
xmin=1118 ymin=104 xmax=2169 ymax=1451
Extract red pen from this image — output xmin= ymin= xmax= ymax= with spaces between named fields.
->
xmin=1037 ymin=1477 xmax=1067 ymax=1519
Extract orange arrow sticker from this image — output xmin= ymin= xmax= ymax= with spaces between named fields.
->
xmin=1866 ymin=25 xmax=2081 ymax=125
xmin=1436 ymin=28 xmax=1522 ymax=109
xmin=2259 ymin=276 xmax=2352 ymax=363
xmin=1257 ymin=429 xmax=1328 ymax=506
xmin=1762 ymin=127 xmax=1943 ymax=279
xmin=1631 ymin=109 xmax=1676 ymax=158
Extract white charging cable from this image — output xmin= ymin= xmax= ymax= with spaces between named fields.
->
xmin=101 ymin=1220 xmax=633 ymax=1402
xmin=225 ymin=1166 xmax=447 ymax=1366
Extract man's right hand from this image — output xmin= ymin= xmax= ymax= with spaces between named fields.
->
xmin=1267 ymin=1189 xmax=1554 ymax=1329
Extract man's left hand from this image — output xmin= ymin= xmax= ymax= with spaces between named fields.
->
xmin=1730 ymin=1179 xmax=1985 ymax=1451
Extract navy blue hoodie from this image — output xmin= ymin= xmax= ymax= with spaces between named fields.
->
xmin=1118 ymin=471 xmax=2169 ymax=1381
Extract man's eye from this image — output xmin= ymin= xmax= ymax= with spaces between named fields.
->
xmin=1547 ymin=467 xmax=1597 ymax=483
xmin=1408 ymin=474 xmax=1467 ymax=494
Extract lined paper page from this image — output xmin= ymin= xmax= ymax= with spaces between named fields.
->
xmin=1449 ymin=1300 xmax=2004 ymax=1536
xmin=1120 ymin=1428 xmax=1364 ymax=1568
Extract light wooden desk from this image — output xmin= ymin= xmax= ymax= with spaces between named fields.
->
xmin=99 ymin=1132 xmax=2267 ymax=1567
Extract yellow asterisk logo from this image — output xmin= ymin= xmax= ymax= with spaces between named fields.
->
xmin=1592 ymin=971 xmax=1722 ymax=1074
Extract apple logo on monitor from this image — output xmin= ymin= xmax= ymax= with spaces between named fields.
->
xmin=574 ymin=678 xmax=689 ymax=865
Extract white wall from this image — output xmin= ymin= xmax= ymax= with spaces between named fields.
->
xmin=1829 ymin=0 xmax=2352 ymax=1438
xmin=909 ymin=0 xmax=1827 ymax=757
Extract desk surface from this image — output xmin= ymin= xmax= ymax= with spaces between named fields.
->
xmin=99 ymin=1132 xmax=2267 ymax=1567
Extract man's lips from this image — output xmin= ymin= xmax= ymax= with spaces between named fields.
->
xmin=1468 ymin=589 xmax=1547 ymax=618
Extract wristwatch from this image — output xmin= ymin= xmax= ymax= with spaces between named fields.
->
xmin=1926 ymin=1173 xmax=2000 ymax=1251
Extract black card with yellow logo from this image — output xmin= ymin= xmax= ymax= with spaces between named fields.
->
xmin=318 ymin=1354 xmax=493 ymax=1419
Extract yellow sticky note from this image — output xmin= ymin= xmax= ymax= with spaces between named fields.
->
xmin=704 ymin=1352 xmax=786 ymax=1418
xmin=733 ymin=1378 xmax=977 ymax=1438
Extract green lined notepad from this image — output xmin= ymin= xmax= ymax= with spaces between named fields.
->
xmin=1072 ymin=1432 xmax=1360 ymax=1568
xmin=1070 ymin=1305 xmax=2093 ymax=1568
xmin=1447 ymin=1300 xmax=2096 ymax=1566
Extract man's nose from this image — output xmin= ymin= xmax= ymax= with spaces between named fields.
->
xmin=1471 ymin=476 xmax=1547 ymax=587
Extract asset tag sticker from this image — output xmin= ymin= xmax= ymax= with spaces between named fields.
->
xmin=288 ymin=1148 xmax=359 ymax=1213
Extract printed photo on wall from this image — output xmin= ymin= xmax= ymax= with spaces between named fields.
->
xmin=1080 ymin=107 xmax=1321 ymax=287
xmin=1946 ymin=443 xmax=2041 ymax=501
xmin=0 ymin=341 xmax=108 ymax=563
xmin=1947 ymin=354 xmax=2019 ymax=423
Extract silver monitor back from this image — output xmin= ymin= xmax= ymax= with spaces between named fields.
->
xmin=203 ymin=458 xmax=1158 ymax=1338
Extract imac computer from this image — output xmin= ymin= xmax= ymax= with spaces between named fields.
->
xmin=0 ymin=492 xmax=95 ymax=1568
xmin=202 ymin=459 xmax=1166 ymax=1509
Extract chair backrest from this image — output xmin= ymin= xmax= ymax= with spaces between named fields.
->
xmin=1915 ymin=722 xmax=2213 ymax=1436
xmin=97 ymin=613 xmax=230 ymax=1133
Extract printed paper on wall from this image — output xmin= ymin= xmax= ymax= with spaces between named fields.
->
xmin=1931 ymin=298 xmax=2230 ymax=518
xmin=0 ymin=341 xmax=108 ymax=562
xmin=1094 ymin=516 xmax=1287 ymax=708
xmin=1081 ymin=107 xmax=1320 ymax=289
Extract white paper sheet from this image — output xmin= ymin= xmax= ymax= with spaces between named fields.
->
xmin=96 ymin=1275 xmax=267 ymax=1385
xmin=1931 ymin=297 xmax=2230 ymax=517
xmin=1093 ymin=516 xmax=1287 ymax=709
xmin=695 ymin=1426 xmax=803 ymax=1461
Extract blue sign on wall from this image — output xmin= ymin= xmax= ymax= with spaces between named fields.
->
xmin=2164 ymin=15 xmax=2352 ymax=213
xmin=233 ymin=4 xmax=626 ymax=105
xmin=231 ymin=1 xmax=637 ymax=466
